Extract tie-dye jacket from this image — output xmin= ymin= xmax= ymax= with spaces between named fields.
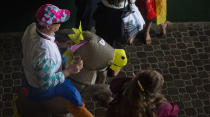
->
xmin=21 ymin=23 xmax=65 ymax=90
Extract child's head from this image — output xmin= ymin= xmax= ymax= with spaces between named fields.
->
xmin=35 ymin=4 xmax=70 ymax=30
xmin=110 ymin=70 xmax=166 ymax=117
xmin=134 ymin=69 xmax=164 ymax=94
xmin=122 ymin=70 xmax=164 ymax=99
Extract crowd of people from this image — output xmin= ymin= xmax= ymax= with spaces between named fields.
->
xmin=76 ymin=0 xmax=168 ymax=46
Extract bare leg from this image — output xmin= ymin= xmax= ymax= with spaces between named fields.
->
xmin=145 ymin=21 xmax=152 ymax=45
xmin=160 ymin=21 xmax=168 ymax=37
xmin=127 ymin=34 xmax=137 ymax=45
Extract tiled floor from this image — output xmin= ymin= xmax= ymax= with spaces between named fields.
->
xmin=1 ymin=22 xmax=210 ymax=117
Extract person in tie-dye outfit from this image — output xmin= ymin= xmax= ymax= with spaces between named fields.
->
xmin=20 ymin=4 xmax=94 ymax=117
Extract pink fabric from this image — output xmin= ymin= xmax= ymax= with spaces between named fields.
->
xmin=156 ymin=102 xmax=179 ymax=117
xmin=70 ymin=41 xmax=88 ymax=52
xmin=36 ymin=4 xmax=70 ymax=26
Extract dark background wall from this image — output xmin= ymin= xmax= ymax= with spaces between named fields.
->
xmin=168 ymin=0 xmax=210 ymax=22
xmin=1 ymin=0 xmax=210 ymax=32
xmin=1 ymin=0 xmax=76 ymax=32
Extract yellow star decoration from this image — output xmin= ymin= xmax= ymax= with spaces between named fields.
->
xmin=67 ymin=21 xmax=84 ymax=44
xmin=63 ymin=22 xmax=84 ymax=68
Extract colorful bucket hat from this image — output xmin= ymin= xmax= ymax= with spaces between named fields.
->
xmin=36 ymin=4 xmax=70 ymax=26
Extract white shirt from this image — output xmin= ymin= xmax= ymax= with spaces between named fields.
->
xmin=22 ymin=23 xmax=65 ymax=90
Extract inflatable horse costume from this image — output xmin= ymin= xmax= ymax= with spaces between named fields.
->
xmin=63 ymin=22 xmax=127 ymax=105
xmin=14 ymin=23 xmax=127 ymax=117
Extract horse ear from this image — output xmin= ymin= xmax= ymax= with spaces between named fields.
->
xmin=82 ymin=31 xmax=96 ymax=41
